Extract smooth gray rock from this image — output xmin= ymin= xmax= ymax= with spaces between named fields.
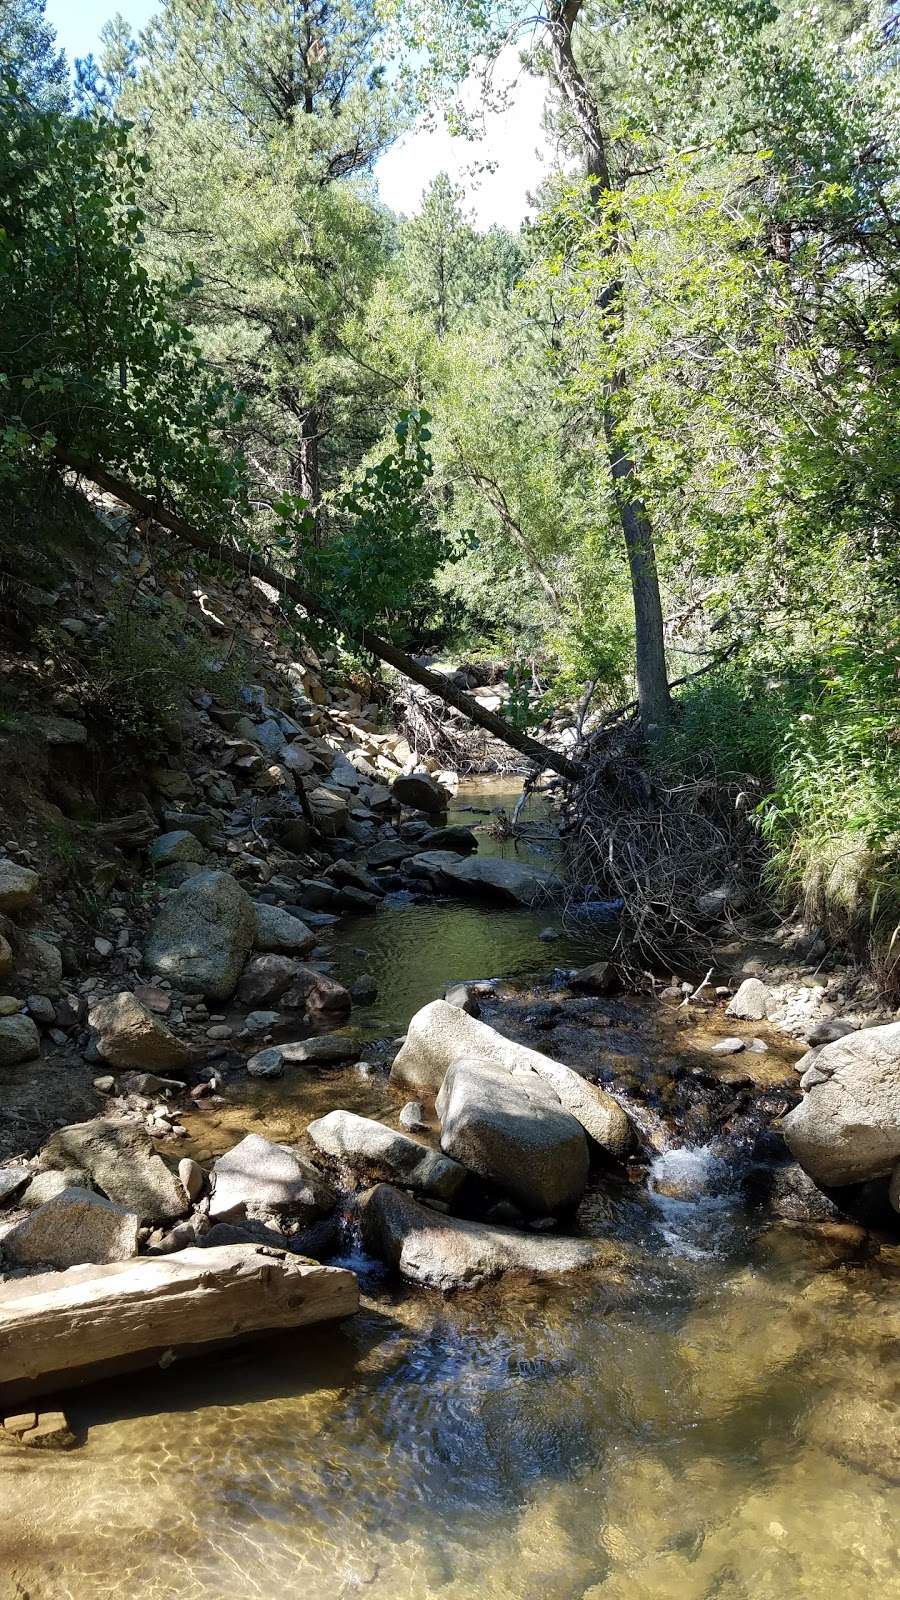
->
xmin=209 ymin=1134 xmax=335 ymax=1224
xmin=436 ymin=1057 xmax=588 ymax=1213
xmin=439 ymin=854 xmax=561 ymax=906
xmin=358 ymin=1183 xmax=627 ymax=1292
xmin=88 ymin=991 xmax=193 ymax=1072
xmin=41 ymin=1119 xmax=189 ymax=1222
xmin=726 ymin=978 xmax=771 ymax=1021
xmin=783 ymin=1021 xmax=900 ymax=1185
xmin=307 ymin=1110 xmax=466 ymax=1201
xmin=2 ymin=1188 xmax=139 ymax=1268
xmin=0 ymin=1014 xmax=40 ymax=1065
xmin=145 ymin=870 xmax=256 ymax=999
xmin=253 ymin=903 xmax=316 ymax=956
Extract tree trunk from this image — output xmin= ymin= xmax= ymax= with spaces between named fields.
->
xmin=55 ymin=451 xmax=585 ymax=782
xmin=547 ymin=0 xmax=672 ymax=731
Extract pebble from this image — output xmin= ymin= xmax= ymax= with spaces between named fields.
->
xmin=206 ymin=1024 xmax=233 ymax=1040
xmin=710 ymin=1037 xmax=745 ymax=1055
xmin=93 ymin=937 xmax=113 ymax=957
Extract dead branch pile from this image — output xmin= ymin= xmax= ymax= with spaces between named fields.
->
xmin=391 ymin=680 xmax=529 ymax=776
xmin=560 ymin=715 xmax=768 ymax=970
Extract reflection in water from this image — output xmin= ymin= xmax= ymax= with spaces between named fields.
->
xmin=4 ymin=782 xmax=900 ymax=1598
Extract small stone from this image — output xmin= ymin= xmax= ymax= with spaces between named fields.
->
xmin=94 ymin=937 xmax=114 ymax=958
xmin=399 ymin=1101 xmax=427 ymax=1132
xmin=709 ymin=1037 xmax=745 ymax=1055
xmin=177 ymin=1158 xmax=205 ymax=1202
xmin=93 ymin=1075 xmax=115 ymax=1094
xmin=0 ymin=995 xmax=21 ymax=1016
xmin=0 ymin=934 xmax=12 ymax=978
xmin=206 ymin=1024 xmax=233 ymax=1040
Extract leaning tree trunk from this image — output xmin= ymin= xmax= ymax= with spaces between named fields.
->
xmin=548 ymin=0 xmax=672 ymax=732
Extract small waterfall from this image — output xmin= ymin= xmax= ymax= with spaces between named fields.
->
xmin=648 ymin=1144 xmax=741 ymax=1260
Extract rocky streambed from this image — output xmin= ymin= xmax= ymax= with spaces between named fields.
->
xmin=1 ymin=780 xmax=900 ymax=1599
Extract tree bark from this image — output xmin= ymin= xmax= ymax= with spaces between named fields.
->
xmin=546 ymin=0 xmax=672 ymax=731
xmin=56 ymin=451 xmax=584 ymax=781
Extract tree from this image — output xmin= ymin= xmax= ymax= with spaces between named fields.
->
xmin=113 ymin=0 xmax=407 ymax=537
xmin=0 ymin=0 xmax=67 ymax=109
xmin=392 ymin=0 xmax=674 ymax=729
xmin=74 ymin=13 xmax=139 ymax=116
xmin=0 ymin=82 xmax=245 ymax=527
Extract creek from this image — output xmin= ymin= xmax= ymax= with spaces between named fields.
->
xmin=2 ymin=782 xmax=899 ymax=1600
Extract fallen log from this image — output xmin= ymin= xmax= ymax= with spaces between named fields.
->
xmin=56 ymin=451 xmax=584 ymax=783
xmin=0 ymin=1243 xmax=358 ymax=1404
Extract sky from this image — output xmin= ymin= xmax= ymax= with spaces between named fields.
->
xmin=44 ymin=1 xmax=554 ymax=230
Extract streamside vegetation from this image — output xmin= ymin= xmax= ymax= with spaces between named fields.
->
xmin=2 ymin=0 xmax=899 ymax=981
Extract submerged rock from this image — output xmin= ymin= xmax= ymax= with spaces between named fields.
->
xmin=436 ymin=1057 xmax=588 ymax=1214
xmin=280 ymin=1035 xmax=360 ymax=1066
xmin=144 ymin=870 xmax=256 ymax=1000
xmin=358 ymin=1183 xmax=625 ymax=1292
xmin=783 ymin=1021 xmax=900 ymax=1185
xmin=307 ymin=1110 xmax=466 ymax=1201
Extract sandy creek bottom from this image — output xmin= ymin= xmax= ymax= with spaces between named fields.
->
xmin=3 ymin=783 xmax=899 ymax=1600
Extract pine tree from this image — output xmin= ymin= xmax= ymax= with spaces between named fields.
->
xmin=0 ymin=0 xmax=68 ymax=110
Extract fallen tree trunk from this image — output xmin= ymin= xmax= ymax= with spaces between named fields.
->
xmin=56 ymin=452 xmax=584 ymax=783
xmin=0 ymin=1243 xmax=358 ymax=1404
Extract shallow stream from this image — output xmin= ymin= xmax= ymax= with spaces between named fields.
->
xmin=3 ymin=783 xmax=899 ymax=1600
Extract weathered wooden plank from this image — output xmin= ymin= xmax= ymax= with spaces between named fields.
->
xmin=0 ymin=1244 xmax=358 ymax=1403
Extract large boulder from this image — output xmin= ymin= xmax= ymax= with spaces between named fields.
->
xmin=391 ymin=999 xmax=631 ymax=1157
xmin=87 ymin=992 xmax=193 ymax=1073
xmin=358 ymin=1184 xmax=625 ymax=1292
xmin=439 ymin=854 xmax=561 ymax=906
xmin=0 ymin=861 xmax=40 ymax=913
xmin=307 ymin=1110 xmax=466 ymax=1202
xmin=144 ymin=869 xmax=256 ymax=999
xmin=2 ymin=1188 xmax=139 ymax=1269
xmin=436 ymin=1057 xmax=588 ymax=1213
xmin=783 ymin=1022 xmax=900 ymax=1185
xmin=209 ymin=1134 xmax=335 ymax=1225
xmin=0 ymin=1014 xmax=40 ymax=1065
xmin=41 ymin=1119 xmax=189 ymax=1223
xmin=253 ymin=903 xmax=316 ymax=956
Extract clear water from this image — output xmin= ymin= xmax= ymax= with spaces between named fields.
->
xmin=4 ymin=783 xmax=900 ymax=1600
